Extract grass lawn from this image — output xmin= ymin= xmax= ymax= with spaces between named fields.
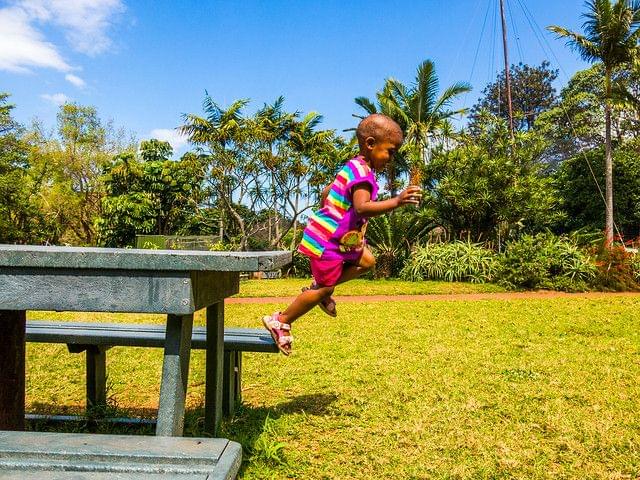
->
xmin=236 ymin=278 xmax=505 ymax=297
xmin=26 ymin=296 xmax=640 ymax=478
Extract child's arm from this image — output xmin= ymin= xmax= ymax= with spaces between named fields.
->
xmin=352 ymin=184 xmax=421 ymax=217
xmin=320 ymin=184 xmax=332 ymax=206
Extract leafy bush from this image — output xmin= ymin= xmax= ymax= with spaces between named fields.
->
xmin=283 ymin=251 xmax=311 ymax=278
xmin=496 ymin=233 xmax=596 ymax=292
xmin=400 ymin=241 xmax=497 ymax=283
xmin=367 ymin=209 xmax=434 ymax=278
xmin=589 ymin=243 xmax=640 ymax=291
xmin=632 ymin=252 xmax=640 ymax=282
xmin=208 ymin=241 xmax=232 ymax=251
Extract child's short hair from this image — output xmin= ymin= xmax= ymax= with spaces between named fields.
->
xmin=356 ymin=114 xmax=403 ymax=150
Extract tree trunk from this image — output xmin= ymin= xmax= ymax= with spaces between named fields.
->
xmin=605 ymin=69 xmax=614 ymax=247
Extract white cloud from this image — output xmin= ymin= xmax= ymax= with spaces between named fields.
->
xmin=65 ymin=73 xmax=86 ymax=88
xmin=0 ymin=7 xmax=71 ymax=73
xmin=41 ymin=93 xmax=70 ymax=105
xmin=17 ymin=0 xmax=125 ymax=56
xmin=147 ymin=129 xmax=189 ymax=151
xmin=0 ymin=0 xmax=124 ymax=74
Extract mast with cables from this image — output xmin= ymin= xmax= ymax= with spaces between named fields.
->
xmin=499 ymin=0 xmax=515 ymax=142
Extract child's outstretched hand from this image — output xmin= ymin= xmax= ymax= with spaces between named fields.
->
xmin=395 ymin=186 xmax=422 ymax=207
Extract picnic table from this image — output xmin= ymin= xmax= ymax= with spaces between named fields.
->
xmin=0 ymin=244 xmax=291 ymax=436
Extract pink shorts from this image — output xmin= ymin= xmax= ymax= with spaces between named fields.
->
xmin=310 ymin=251 xmax=363 ymax=287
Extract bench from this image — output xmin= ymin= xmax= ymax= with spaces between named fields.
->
xmin=26 ymin=321 xmax=277 ymax=419
xmin=0 ymin=430 xmax=241 ymax=479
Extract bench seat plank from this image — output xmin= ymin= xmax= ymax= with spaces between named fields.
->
xmin=26 ymin=321 xmax=277 ymax=352
xmin=25 ymin=321 xmax=277 ymax=419
xmin=0 ymin=430 xmax=241 ymax=479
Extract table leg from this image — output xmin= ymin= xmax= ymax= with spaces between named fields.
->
xmin=156 ymin=313 xmax=193 ymax=436
xmin=205 ymin=302 xmax=224 ymax=435
xmin=0 ymin=310 xmax=26 ymax=431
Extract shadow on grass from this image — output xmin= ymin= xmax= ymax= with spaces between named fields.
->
xmin=204 ymin=393 xmax=338 ymax=475
xmin=27 ymin=393 xmax=338 ymax=474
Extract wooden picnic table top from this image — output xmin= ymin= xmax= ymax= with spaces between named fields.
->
xmin=0 ymin=244 xmax=291 ymax=272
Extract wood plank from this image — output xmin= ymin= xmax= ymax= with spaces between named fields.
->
xmin=0 ymin=310 xmax=25 ymax=431
xmin=0 ymin=431 xmax=241 ymax=479
xmin=205 ymin=303 xmax=224 ymax=436
xmin=190 ymin=271 xmax=239 ymax=311
xmin=0 ymin=244 xmax=291 ymax=272
xmin=25 ymin=321 xmax=278 ymax=352
xmin=0 ymin=268 xmax=192 ymax=313
xmin=156 ymin=314 xmax=193 ymax=437
xmin=1 ymin=270 xmax=241 ymax=314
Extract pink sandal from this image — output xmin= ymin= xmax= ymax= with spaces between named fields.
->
xmin=302 ymin=282 xmax=337 ymax=317
xmin=262 ymin=312 xmax=293 ymax=356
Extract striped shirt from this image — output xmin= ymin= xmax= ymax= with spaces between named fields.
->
xmin=298 ymin=155 xmax=379 ymax=260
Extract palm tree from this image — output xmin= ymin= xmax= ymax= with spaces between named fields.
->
xmin=549 ymin=0 xmax=640 ymax=245
xmin=179 ymin=94 xmax=249 ymax=244
xmin=253 ymin=97 xmax=296 ymax=243
xmin=355 ymin=59 xmax=471 ymax=192
xmin=285 ymin=112 xmax=335 ymax=248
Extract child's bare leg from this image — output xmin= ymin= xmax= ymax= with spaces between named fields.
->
xmin=335 ymin=248 xmax=376 ymax=285
xmin=278 ymin=249 xmax=374 ymax=325
xmin=279 ymin=285 xmax=335 ymax=324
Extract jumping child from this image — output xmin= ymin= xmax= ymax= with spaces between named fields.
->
xmin=262 ymin=114 xmax=422 ymax=355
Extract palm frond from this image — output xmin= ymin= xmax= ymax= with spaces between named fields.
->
xmin=354 ymin=97 xmax=378 ymax=114
xmin=413 ymin=60 xmax=439 ymax=122
xmin=547 ymin=25 xmax=601 ymax=62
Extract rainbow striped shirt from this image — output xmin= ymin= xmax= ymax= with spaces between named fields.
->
xmin=298 ymin=156 xmax=379 ymax=260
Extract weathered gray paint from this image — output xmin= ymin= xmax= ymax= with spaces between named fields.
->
xmin=26 ymin=321 xmax=278 ymax=352
xmin=190 ymin=271 xmax=239 ymax=311
xmin=0 ymin=245 xmax=289 ymax=439
xmin=0 ymin=268 xmax=238 ymax=314
xmin=205 ymin=303 xmax=224 ymax=436
xmin=0 ymin=431 xmax=242 ymax=479
xmin=0 ymin=244 xmax=291 ymax=272
xmin=86 ymin=346 xmax=108 ymax=409
xmin=222 ymin=352 xmax=236 ymax=416
xmin=156 ymin=314 xmax=193 ymax=437
xmin=25 ymin=321 xmax=277 ymax=421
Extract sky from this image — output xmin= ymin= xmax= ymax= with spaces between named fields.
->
xmin=0 ymin=0 xmax=591 ymax=156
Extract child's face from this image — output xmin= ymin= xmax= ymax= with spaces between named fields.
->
xmin=365 ymin=133 xmax=403 ymax=170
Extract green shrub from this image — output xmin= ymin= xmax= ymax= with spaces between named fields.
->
xmin=208 ymin=241 xmax=232 ymax=251
xmin=632 ymin=252 xmax=640 ymax=282
xmin=589 ymin=243 xmax=640 ymax=291
xmin=367 ymin=210 xmax=434 ymax=278
xmin=496 ymin=233 xmax=596 ymax=292
xmin=283 ymin=251 xmax=311 ymax=278
xmin=400 ymin=241 xmax=497 ymax=283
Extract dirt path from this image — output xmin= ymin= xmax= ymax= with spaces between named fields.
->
xmin=227 ymin=291 xmax=640 ymax=304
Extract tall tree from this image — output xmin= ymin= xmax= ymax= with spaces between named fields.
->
xmin=28 ymin=103 xmax=134 ymax=245
xmin=96 ymin=140 xmax=205 ymax=247
xmin=470 ymin=61 xmax=559 ymax=132
xmin=355 ymin=59 xmax=471 ymax=192
xmin=0 ymin=93 xmax=53 ymax=243
xmin=180 ymin=96 xmax=259 ymax=249
xmin=549 ymin=0 xmax=640 ymax=245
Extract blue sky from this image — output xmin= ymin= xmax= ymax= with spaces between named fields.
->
xmin=1 ymin=0 xmax=590 ymax=155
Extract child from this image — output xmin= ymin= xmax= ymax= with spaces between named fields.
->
xmin=262 ymin=113 xmax=422 ymax=355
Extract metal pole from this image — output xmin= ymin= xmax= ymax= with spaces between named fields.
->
xmin=500 ymin=0 xmax=515 ymax=142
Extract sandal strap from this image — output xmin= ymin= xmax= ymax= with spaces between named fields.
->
xmin=278 ymin=335 xmax=293 ymax=346
xmin=265 ymin=314 xmax=291 ymax=331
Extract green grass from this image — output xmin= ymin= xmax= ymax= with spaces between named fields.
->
xmin=236 ymin=278 xmax=505 ymax=297
xmin=26 ymin=297 xmax=640 ymax=478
